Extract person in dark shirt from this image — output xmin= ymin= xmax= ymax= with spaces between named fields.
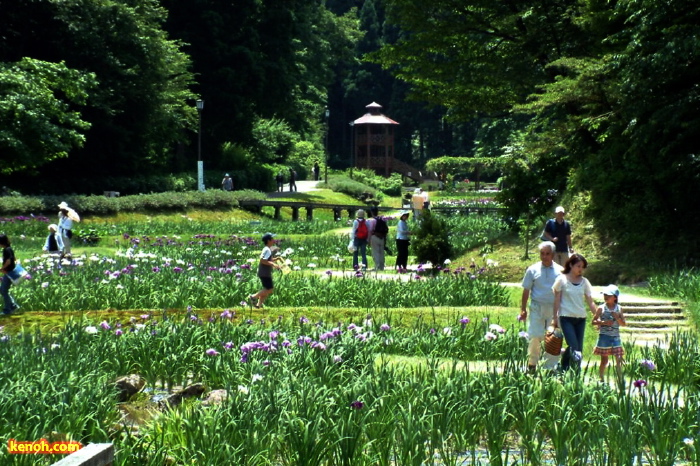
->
xmin=1 ymin=234 xmax=20 ymax=314
xmin=544 ymin=206 xmax=573 ymax=266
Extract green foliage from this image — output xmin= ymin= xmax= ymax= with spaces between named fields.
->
xmin=251 ymin=117 xmax=298 ymax=163
xmin=326 ymin=176 xmax=382 ymax=203
xmin=220 ymin=142 xmax=254 ymax=171
xmin=349 ymin=169 xmax=403 ymax=196
xmin=0 ymin=190 xmax=268 ymax=217
xmin=411 ymin=211 xmax=453 ymax=267
xmin=0 ymin=58 xmax=97 ymax=173
xmin=287 ymin=140 xmax=324 ymax=177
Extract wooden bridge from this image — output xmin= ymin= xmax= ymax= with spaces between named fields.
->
xmin=238 ymin=199 xmax=503 ymax=221
xmin=238 ymin=199 xmax=378 ymax=221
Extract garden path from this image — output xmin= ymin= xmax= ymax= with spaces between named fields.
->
xmin=320 ymin=272 xmax=687 ymax=348
xmin=267 ymin=180 xmax=321 ymax=197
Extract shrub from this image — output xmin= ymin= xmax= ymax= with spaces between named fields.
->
xmin=350 ymin=169 xmax=403 ymax=196
xmin=0 ymin=190 xmax=269 ymax=217
xmin=326 ymin=176 xmax=382 ymax=203
xmin=411 ymin=211 xmax=453 ymax=268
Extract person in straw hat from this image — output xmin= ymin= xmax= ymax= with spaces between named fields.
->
xmin=57 ymin=201 xmax=80 ymax=257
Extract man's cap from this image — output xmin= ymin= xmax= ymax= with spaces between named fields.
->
xmin=225 ymin=173 xmax=229 ymax=177
xmin=555 ymin=206 xmax=565 ymax=213
xmin=602 ymin=284 xmax=620 ymax=297
xmin=262 ymin=232 xmax=276 ymax=243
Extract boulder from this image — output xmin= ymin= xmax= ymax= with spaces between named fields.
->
xmin=161 ymin=383 xmax=206 ymax=408
xmin=114 ymin=374 xmax=145 ymax=402
xmin=201 ymin=389 xmax=228 ymax=407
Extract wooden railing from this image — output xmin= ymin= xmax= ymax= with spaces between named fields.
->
xmin=238 ymin=199 xmax=379 ymax=221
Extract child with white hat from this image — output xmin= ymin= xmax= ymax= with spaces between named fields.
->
xmin=592 ymin=284 xmax=627 ymax=383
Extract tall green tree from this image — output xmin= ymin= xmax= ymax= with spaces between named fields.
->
xmin=0 ymin=0 xmax=196 ymax=186
xmin=163 ymin=0 xmax=360 ymax=169
xmin=0 ymin=59 xmax=96 ymax=173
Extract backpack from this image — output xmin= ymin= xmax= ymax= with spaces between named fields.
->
xmin=374 ymin=217 xmax=389 ymax=238
xmin=355 ymin=218 xmax=368 ymax=240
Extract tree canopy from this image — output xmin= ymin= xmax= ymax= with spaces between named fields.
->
xmin=377 ymin=0 xmax=700 ymax=262
xmin=0 ymin=58 xmax=96 ymax=174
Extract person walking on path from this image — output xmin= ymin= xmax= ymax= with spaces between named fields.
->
xmin=544 ymin=206 xmax=573 ymax=266
xmin=411 ymin=188 xmax=424 ymax=219
xmin=289 ymin=168 xmax=297 ymax=192
xmin=57 ymin=201 xmax=79 ymax=258
xmin=276 ymin=172 xmax=284 ymax=192
xmin=395 ymin=211 xmax=411 ymax=271
xmin=368 ymin=207 xmax=388 ymax=271
xmin=592 ymin=284 xmax=627 ymax=383
xmin=1 ymin=234 xmax=20 ymax=315
xmin=43 ymin=224 xmax=65 ymax=256
xmin=420 ymin=188 xmax=430 ymax=210
xmin=520 ymin=241 xmax=563 ymax=373
xmin=249 ymin=233 xmax=282 ymax=309
xmin=313 ymin=162 xmax=320 ymax=181
xmin=552 ymin=253 xmax=597 ymax=372
xmin=221 ymin=173 xmax=233 ymax=191
xmin=351 ymin=209 xmax=369 ymax=270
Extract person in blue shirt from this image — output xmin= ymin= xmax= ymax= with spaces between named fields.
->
xmin=43 ymin=224 xmax=65 ymax=256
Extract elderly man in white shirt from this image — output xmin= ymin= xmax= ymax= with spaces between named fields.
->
xmin=520 ymin=241 xmax=563 ymax=373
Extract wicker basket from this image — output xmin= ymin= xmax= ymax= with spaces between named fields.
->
xmin=544 ymin=328 xmax=563 ymax=356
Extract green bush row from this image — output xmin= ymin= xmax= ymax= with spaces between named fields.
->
xmin=325 ymin=176 xmax=382 ymax=203
xmin=0 ymin=190 xmax=268 ymax=216
xmin=350 ymin=169 xmax=404 ymax=196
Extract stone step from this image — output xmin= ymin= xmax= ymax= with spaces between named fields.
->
xmin=624 ymin=313 xmax=687 ymax=321
xmin=627 ymin=338 xmax=671 ymax=349
xmin=621 ymin=325 xmax=689 ymax=333
xmin=620 ymin=305 xmax=683 ymax=314
xmin=595 ymin=300 xmax=680 ymax=307
xmin=623 ymin=320 xmax=691 ymax=329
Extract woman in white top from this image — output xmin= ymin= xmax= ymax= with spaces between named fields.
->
xmin=395 ymin=211 xmax=411 ymax=271
xmin=552 ymin=253 xmax=597 ymax=371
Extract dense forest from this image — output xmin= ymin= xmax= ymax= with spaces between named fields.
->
xmin=1 ymin=0 xmax=699 ymax=262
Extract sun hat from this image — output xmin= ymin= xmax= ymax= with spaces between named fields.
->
xmin=602 ymin=284 xmax=620 ymax=297
xmin=48 ymin=224 xmax=58 ymax=231
xmin=555 ymin=206 xmax=565 ymax=213
xmin=261 ymin=232 xmax=276 ymax=243
xmin=356 ymin=209 xmax=366 ymax=218
xmin=399 ymin=210 xmax=410 ymax=218
xmin=58 ymin=201 xmax=69 ymax=210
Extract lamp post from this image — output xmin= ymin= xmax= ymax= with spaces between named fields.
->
xmin=196 ymin=99 xmax=205 ymax=192
xmin=349 ymin=121 xmax=354 ymax=179
xmin=349 ymin=121 xmax=355 ymax=168
xmin=324 ymin=106 xmax=330 ymax=184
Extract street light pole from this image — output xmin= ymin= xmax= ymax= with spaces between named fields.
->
xmin=324 ymin=107 xmax=330 ymax=184
xmin=349 ymin=121 xmax=354 ymax=179
xmin=196 ymin=99 xmax=205 ymax=192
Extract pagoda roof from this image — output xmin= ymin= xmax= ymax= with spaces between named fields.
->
xmin=353 ymin=102 xmax=399 ymax=125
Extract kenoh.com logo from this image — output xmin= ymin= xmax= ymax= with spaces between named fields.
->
xmin=7 ymin=438 xmax=82 ymax=455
